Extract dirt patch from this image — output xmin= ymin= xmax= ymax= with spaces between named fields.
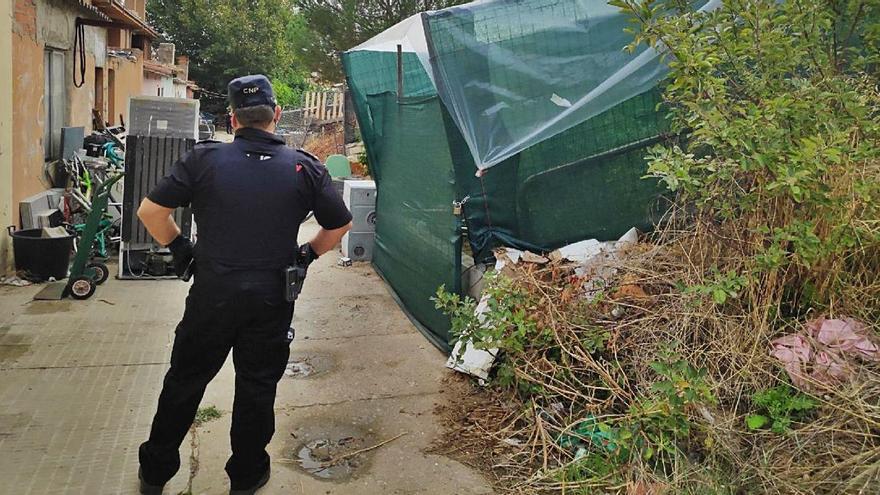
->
xmin=0 ymin=330 xmax=32 ymax=363
xmin=302 ymin=125 xmax=369 ymax=177
xmin=296 ymin=437 xmax=367 ymax=480
xmin=24 ymin=301 xmax=72 ymax=315
xmin=429 ymin=373 xmax=517 ymax=490
xmin=303 ymin=124 xmax=344 ymax=162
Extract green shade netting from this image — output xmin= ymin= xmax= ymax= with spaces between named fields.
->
xmin=341 ymin=0 xmax=701 ymax=349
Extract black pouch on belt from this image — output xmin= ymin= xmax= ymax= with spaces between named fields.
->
xmin=283 ymin=264 xmax=308 ymax=302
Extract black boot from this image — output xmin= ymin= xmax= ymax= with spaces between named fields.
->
xmin=138 ymin=468 xmax=165 ymax=495
xmin=229 ymin=468 xmax=270 ymax=495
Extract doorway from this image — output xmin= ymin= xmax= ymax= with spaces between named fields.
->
xmin=107 ymin=68 xmax=116 ymax=125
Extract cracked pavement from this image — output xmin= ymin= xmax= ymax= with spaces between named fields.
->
xmin=0 ymin=220 xmax=493 ymax=495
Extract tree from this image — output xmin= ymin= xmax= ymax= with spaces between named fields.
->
xmin=148 ymin=0 xmax=309 ymax=109
xmin=292 ymin=0 xmax=470 ymax=81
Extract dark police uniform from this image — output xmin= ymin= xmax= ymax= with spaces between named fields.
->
xmin=138 ymin=76 xmax=351 ymax=493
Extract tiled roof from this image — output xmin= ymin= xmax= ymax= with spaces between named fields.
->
xmin=92 ymin=0 xmax=160 ymax=38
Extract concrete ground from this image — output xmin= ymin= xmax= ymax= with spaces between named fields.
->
xmin=0 ymin=220 xmax=493 ymax=495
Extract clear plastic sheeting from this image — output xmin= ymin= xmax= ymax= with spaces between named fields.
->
xmin=348 ymin=0 xmax=718 ymax=171
xmin=426 ymin=0 xmax=718 ymax=170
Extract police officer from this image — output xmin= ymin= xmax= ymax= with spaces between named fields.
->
xmin=136 ymin=75 xmax=352 ymax=494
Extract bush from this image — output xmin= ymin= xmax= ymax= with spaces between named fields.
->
xmin=621 ymin=0 xmax=880 ymax=317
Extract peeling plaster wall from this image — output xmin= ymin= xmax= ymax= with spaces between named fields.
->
xmin=173 ymin=81 xmax=187 ymax=99
xmin=2 ymin=0 xmax=14 ymax=273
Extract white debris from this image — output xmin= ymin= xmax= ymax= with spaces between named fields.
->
xmin=616 ymin=227 xmax=639 ymax=247
xmin=446 ymin=340 xmax=498 ymax=381
xmin=41 ymin=226 xmax=70 ymax=239
xmin=549 ymin=238 xmax=603 ymax=264
xmin=499 ymin=248 xmax=523 ymax=267
xmin=555 ymin=228 xmax=640 ymax=298
xmin=1 ymin=276 xmax=32 ymax=287
xmin=520 ymin=251 xmax=549 ymax=264
xmin=446 ymin=295 xmax=499 ymax=381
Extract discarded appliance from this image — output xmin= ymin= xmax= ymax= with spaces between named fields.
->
xmin=119 ymin=97 xmax=198 ymax=279
xmin=341 ymin=180 xmax=376 ymax=261
xmin=19 ymin=189 xmax=65 ymax=230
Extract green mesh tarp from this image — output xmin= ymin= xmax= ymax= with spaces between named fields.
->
xmin=343 ymin=53 xmax=460 ymax=351
xmin=343 ymin=0 xmax=682 ymax=350
xmin=446 ymin=90 xmax=667 ymax=258
xmin=366 ymin=94 xmax=462 ymax=350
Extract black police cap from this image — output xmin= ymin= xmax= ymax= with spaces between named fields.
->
xmin=228 ymin=75 xmax=277 ymax=110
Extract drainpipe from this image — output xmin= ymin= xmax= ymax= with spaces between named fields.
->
xmin=0 ymin=0 xmax=14 ymax=274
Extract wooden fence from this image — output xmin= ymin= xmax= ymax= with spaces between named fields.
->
xmin=301 ymin=90 xmax=344 ymax=122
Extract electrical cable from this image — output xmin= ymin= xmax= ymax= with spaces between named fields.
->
xmin=73 ymin=19 xmax=86 ymax=88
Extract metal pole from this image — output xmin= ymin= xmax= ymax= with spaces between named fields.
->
xmin=396 ymin=44 xmax=404 ymax=102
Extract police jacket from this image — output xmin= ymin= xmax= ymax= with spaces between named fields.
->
xmin=148 ymin=128 xmax=353 ymax=272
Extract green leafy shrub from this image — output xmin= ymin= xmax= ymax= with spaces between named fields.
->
xmin=435 ymin=272 xmax=555 ymax=392
xmin=747 ymin=385 xmax=817 ymax=434
xmin=614 ymin=0 xmax=880 ymax=315
xmin=624 ymin=358 xmax=715 ymax=463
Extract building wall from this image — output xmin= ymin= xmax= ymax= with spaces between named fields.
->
xmin=69 ymin=25 xmax=106 ymax=129
xmin=107 ymin=52 xmax=143 ymax=126
xmin=1 ymin=0 xmax=14 ymax=273
xmin=11 ymin=0 xmax=148 ymax=227
xmin=12 ymin=0 xmax=48 ymax=227
xmin=162 ymin=75 xmax=174 ymax=97
xmin=143 ymin=72 xmax=163 ymax=97
xmin=173 ymin=81 xmax=187 ymax=99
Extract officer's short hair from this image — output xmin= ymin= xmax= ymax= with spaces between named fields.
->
xmin=234 ymin=105 xmax=276 ymax=128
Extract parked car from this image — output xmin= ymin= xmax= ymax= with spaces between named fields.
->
xmin=198 ymin=116 xmax=215 ymax=141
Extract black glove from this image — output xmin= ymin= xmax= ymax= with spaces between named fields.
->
xmin=167 ymin=235 xmax=195 ymax=278
xmin=297 ymin=243 xmax=319 ymax=268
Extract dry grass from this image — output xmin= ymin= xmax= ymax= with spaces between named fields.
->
xmin=437 ymin=202 xmax=880 ymax=494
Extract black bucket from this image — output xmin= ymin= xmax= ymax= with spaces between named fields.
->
xmin=9 ymin=226 xmax=75 ymax=281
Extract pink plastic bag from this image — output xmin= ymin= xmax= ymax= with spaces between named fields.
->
xmin=770 ymin=317 xmax=878 ymax=391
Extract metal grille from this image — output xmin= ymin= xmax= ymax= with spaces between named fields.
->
xmin=127 ymin=97 xmax=199 ymax=139
xmin=122 ymin=136 xmax=194 ymax=248
xmin=276 ymin=108 xmax=314 ymax=148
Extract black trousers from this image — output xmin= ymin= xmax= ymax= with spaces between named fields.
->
xmin=139 ymin=268 xmax=294 ymax=490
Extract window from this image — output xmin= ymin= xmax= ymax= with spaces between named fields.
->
xmin=44 ymin=50 xmax=65 ymax=160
